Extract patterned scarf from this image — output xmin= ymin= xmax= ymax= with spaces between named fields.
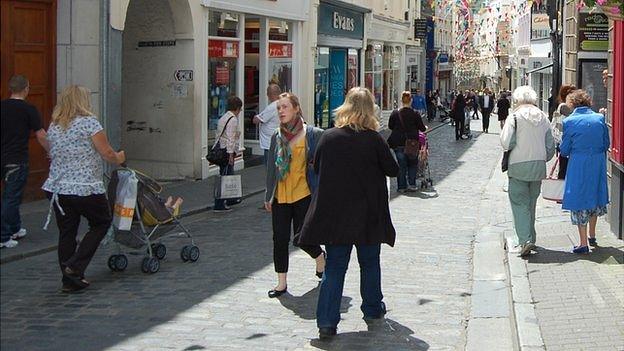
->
xmin=276 ymin=116 xmax=304 ymax=180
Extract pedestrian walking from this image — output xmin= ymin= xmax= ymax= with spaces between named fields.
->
xmin=497 ymin=92 xmax=511 ymax=129
xmin=560 ymin=89 xmax=610 ymax=253
xmin=500 ymin=86 xmax=555 ymax=257
xmin=298 ymin=87 xmax=399 ymax=340
xmin=388 ymin=91 xmax=427 ymax=192
xmin=42 ymin=85 xmax=125 ymax=292
xmin=253 ymin=83 xmax=281 ymax=164
xmin=1 ymin=75 xmax=49 ymax=249
xmin=479 ymin=88 xmax=495 ymax=133
xmin=213 ymin=96 xmax=243 ymax=212
xmin=411 ymin=88 xmax=427 ymax=117
xmin=470 ymin=90 xmax=480 ymax=120
xmin=264 ymin=92 xmax=325 ymax=298
xmin=550 ymin=84 xmax=576 ymax=179
xmin=452 ymin=93 xmax=467 ymax=140
xmin=426 ymin=90 xmax=436 ymax=122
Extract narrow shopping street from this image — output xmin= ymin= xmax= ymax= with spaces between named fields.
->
xmin=1 ymin=122 xmax=499 ymax=351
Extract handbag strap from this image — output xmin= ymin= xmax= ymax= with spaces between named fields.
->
xmin=213 ymin=115 xmax=235 ymax=147
xmin=548 ymin=156 xmax=559 ymax=178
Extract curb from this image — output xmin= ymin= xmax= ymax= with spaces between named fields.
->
xmin=0 ymin=188 xmax=266 ymax=265
xmin=504 ymin=233 xmax=546 ymax=351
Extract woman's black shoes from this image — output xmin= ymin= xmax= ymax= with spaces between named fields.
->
xmin=268 ymin=287 xmax=287 ymax=298
xmin=62 ymin=267 xmax=89 ymax=289
xmin=318 ymin=327 xmax=337 ymax=340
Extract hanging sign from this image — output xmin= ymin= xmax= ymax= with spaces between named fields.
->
xmin=269 ymin=43 xmax=293 ymax=58
xmin=414 ymin=19 xmax=427 ymax=39
xmin=209 ymin=40 xmax=239 ymax=58
xmin=578 ymin=12 xmax=609 ymax=51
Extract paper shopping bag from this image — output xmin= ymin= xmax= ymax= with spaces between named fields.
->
xmin=215 ymin=174 xmax=242 ymax=200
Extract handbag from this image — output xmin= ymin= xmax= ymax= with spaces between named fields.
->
xmin=501 ymin=116 xmax=517 ymax=172
xmin=398 ymin=109 xmax=420 ymax=159
xmin=542 ymin=158 xmax=565 ymax=202
xmin=206 ymin=116 xmax=234 ymax=166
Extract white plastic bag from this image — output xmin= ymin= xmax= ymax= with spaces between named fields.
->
xmin=542 ymin=158 xmax=565 ymax=202
xmin=112 ymin=170 xmax=138 ymax=230
xmin=215 ymin=175 xmax=242 ymax=200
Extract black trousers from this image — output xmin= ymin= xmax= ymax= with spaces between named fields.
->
xmin=557 ymin=155 xmax=569 ymax=179
xmin=455 ymin=117 xmax=466 ymax=140
xmin=49 ymin=193 xmax=112 ymax=284
xmin=482 ymin=110 xmax=491 ymax=131
xmin=272 ymin=195 xmax=323 ymax=273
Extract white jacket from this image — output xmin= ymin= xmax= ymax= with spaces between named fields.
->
xmin=500 ymin=104 xmax=553 ymax=165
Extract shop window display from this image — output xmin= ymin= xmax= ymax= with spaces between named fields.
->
xmin=315 ymin=47 xmax=330 ymax=128
xmin=365 ymin=44 xmax=383 ymax=107
xmin=209 ymin=11 xmax=238 ymax=38
xmin=383 ymin=45 xmax=401 ymax=111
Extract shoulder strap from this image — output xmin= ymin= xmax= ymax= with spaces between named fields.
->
xmin=216 ymin=116 xmax=235 ymax=142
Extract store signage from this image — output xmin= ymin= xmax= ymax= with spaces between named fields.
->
xmin=318 ymin=3 xmax=364 ymax=40
xmin=138 ymin=40 xmax=176 ymax=47
xmin=578 ymin=12 xmax=609 ymax=51
xmin=269 ymin=43 xmax=293 ymax=58
xmin=414 ymin=19 xmax=427 ymax=39
xmin=531 ymin=13 xmax=550 ymax=40
xmin=208 ymin=40 xmax=239 ymax=58
xmin=174 ymin=70 xmax=193 ymax=82
xmin=215 ymin=66 xmax=229 ymax=85
xmin=438 ymin=53 xmax=449 ymax=63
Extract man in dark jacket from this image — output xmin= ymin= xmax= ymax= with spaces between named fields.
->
xmin=479 ymin=88 xmax=495 ymax=133
xmin=452 ymin=93 xmax=467 ymax=140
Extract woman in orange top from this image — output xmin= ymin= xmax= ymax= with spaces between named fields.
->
xmin=264 ymin=93 xmax=325 ymax=298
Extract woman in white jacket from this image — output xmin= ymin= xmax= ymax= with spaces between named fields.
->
xmin=500 ymin=86 xmax=556 ymax=256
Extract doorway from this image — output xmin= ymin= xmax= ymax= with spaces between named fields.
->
xmin=0 ymin=0 xmax=56 ymax=201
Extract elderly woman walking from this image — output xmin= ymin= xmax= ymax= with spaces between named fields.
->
xmin=551 ymin=84 xmax=576 ymax=179
xmin=42 ymin=85 xmax=125 ymax=293
xmin=500 ymin=86 xmax=555 ymax=257
xmin=560 ymin=90 xmax=610 ymax=253
xmin=298 ymin=87 xmax=399 ymax=339
xmin=264 ymin=92 xmax=325 ymax=298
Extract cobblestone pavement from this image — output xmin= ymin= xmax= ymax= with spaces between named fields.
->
xmin=1 ymin=122 xmax=503 ymax=351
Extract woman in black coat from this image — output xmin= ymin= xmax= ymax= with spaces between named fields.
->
xmin=452 ymin=93 xmax=466 ymax=140
xmin=298 ymin=87 xmax=399 ymax=340
xmin=497 ymin=92 xmax=511 ymax=129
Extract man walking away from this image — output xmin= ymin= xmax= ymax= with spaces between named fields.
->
xmin=411 ymin=88 xmax=427 ymax=117
xmin=253 ymin=83 xmax=282 ymax=165
xmin=1 ymin=75 xmax=49 ymax=248
xmin=479 ymin=88 xmax=495 ymax=133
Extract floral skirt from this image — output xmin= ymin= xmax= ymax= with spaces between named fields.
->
xmin=570 ymin=205 xmax=608 ymax=225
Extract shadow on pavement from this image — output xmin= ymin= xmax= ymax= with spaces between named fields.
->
xmin=310 ymin=318 xmax=429 ymax=351
xmin=528 ymin=245 xmax=624 ymax=264
xmin=278 ymin=285 xmax=353 ymax=320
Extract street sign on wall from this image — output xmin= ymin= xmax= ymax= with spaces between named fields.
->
xmin=578 ymin=12 xmax=609 ymax=51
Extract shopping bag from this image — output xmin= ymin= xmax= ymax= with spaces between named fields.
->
xmin=215 ymin=174 xmax=242 ymax=200
xmin=112 ymin=169 xmax=138 ymax=230
xmin=542 ymin=158 xmax=565 ymax=202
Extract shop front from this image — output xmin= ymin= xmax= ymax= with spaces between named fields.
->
xmin=202 ymin=1 xmax=308 ymax=166
xmin=406 ymin=46 xmax=424 ymax=96
xmin=607 ymin=20 xmax=623 ymax=239
xmin=366 ymin=16 xmax=409 ymax=125
xmin=314 ymin=1 xmax=367 ymax=128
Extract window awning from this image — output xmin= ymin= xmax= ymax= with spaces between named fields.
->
xmin=527 ymin=62 xmax=553 ymax=74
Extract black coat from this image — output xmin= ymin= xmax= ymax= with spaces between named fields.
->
xmin=497 ymin=97 xmax=511 ymax=120
xmin=298 ymin=127 xmax=399 ymax=247
xmin=387 ymin=108 xmax=426 ymax=149
xmin=452 ymin=95 xmax=466 ymax=120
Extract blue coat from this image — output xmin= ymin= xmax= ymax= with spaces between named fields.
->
xmin=560 ymin=107 xmax=610 ymax=211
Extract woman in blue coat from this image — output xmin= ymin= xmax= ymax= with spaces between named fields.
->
xmin=560 ymin=90 xmax=610 ymax=254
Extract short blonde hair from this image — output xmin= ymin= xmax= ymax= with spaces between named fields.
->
xmin=333 ymin=87 xmax=380 ymax=132
xmin=52 ymin=85 xmax=94 ymax=130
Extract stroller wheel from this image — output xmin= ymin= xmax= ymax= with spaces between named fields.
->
xmin=142 ymin=257 xmax=160 ymax=274
xmin=115 ymin=254 xmax=128 ymax=271
xmin=189 ymin=246 xmax=200 ymax=262
xmin=108 ymin=255 xmax=118 ymax=271
xmin=180 ymin=245 xmax=191 ymax=262
xmin=151 ymin=243 xmax=167 ymax=260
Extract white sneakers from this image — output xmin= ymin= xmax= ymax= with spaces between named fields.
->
xmin=11 ymin=228 xmax=27 ymax=240
xmin=0 ymin=239 xmax=19 ymax=248
xmin=1 ymin=228 xmax=27 ymax=249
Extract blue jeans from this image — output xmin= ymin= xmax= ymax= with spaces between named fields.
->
xmin=394 ymin=148 xmax=418 ymax=190
xmin=1 ymin=163 xmax=28 ymax=242
xmin=214 ymin=163 xmax=234 ymax=210
xmin=316 ymin=244 xmax=384 ymax=328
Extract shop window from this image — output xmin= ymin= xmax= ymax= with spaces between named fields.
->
xmin=347 ymin=49 xmax=359 ymax=91
xmin=269 ymin=20 xmax=293 ymax=94
xmin=244 ymin=18 xmax=260 ymax=141
xmin=268 ymin=20 xmax=291 ymax=41
xmin=208 ymin=41 xmax=238 ymax=138
xmin=365 ymin=44 xmax=383 ymax=107
xmin=315 ymin=47 xmax=330 ymax=128
xmin=209 ymin=11 xmax=239 ymax=38
xmin=383 ymin=45 xmax=401 ymax=110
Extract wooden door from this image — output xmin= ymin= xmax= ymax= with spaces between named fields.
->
xmin=1 ymin=0 xmax=56 ymax=201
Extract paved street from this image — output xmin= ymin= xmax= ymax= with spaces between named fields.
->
xmin=2 ymin=119 xmax=623 ymax=351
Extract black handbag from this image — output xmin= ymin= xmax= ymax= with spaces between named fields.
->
xmin=206 ymin=117 xmax=234 ymax=166
xmin=502 ymin=116 xmax=517 ymax=172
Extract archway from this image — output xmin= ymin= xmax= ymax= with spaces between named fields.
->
xmin=120 ymin=0 xmax=196 ymax=180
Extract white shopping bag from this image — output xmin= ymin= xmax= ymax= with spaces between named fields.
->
xmin=215 ymin=175 xmax=242 ymax=200
xmin=112 ymin=170 xmax=138 ymax=230
xmin=542 ymin=158 xmax=565 ymax=202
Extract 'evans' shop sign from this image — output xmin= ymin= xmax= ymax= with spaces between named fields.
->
xmin=318 ymin=3 xmax=364 ymax=40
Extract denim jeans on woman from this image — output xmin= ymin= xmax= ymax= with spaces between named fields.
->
xmin=394 ymin=147 xmax=418 ymax=190
xmin=316 ymin=244 xmax=385 ymax=328
xmin=1 ymin=163 xmax=28 ymax=243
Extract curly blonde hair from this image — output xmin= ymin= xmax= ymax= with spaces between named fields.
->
xmin=566 ymin=89 xmax=592 ymax=108
xmin=334 ymin=87 xmax=380 ymax=132
xmin=52 ymin=85 xmax=94 ymax=130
